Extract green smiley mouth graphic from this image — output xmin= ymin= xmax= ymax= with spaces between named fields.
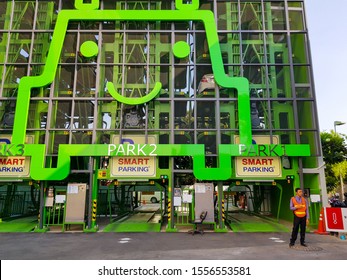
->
xmin=106 ymin=81 xmax=162 ymax=105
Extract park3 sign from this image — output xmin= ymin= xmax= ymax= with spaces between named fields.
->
xmin=3 ymin=0 xmax=310 ymax=181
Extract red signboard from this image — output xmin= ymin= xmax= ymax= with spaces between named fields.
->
xmin=325 ymin=208 xmax=345 ymax=231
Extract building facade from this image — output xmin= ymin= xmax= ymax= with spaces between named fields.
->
xmin=0 ymin=0 xmax=326 ymax=232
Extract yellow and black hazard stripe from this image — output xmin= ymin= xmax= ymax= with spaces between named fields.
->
xmin=222 ymin=199 xmax=225 ymax=221
xmin=92 ymin=199 xmax=97 ymax=221
xmin=168 ymin=199 xmax=171 ymax=222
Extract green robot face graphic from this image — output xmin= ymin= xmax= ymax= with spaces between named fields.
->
xmin=6 ymin=0 xmax=310 ymax=181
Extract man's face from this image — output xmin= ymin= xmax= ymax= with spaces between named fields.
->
xmin=297 ymin=190 xmax=303 ymax=197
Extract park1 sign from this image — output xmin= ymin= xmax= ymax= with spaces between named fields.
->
xmin=234 ymin=135 xmax=282 ymax=178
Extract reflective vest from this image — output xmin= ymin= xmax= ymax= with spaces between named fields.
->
xmin=291 ymin=196 xmax=307 ymax=218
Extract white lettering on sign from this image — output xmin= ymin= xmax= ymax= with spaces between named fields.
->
xmin=107 ymin=144 xmax=157 ymax=156
xmin=238 ymin=144 xmax=246 ymax=155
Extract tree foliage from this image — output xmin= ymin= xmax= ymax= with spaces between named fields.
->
xmin=320 ymin=131 xmax=347 ymax=193
xmin=331 ymin=161 xmax=347 ymax=178
xmin=321 ymin=131 xmax=347 ymax=164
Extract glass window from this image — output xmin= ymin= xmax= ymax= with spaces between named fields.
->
xmin=266 ymin=2 xmax=286 ymax=30
xmin=71 ymin=131 xmax=92 ymax=144
xmin=97 ymin=105 xmax=114 ymax=130
xmin=50 ymin=132 xmax=69 ymax=154
xmin=242 ymin=33 xmax=265 ymax=64
xmin=240 ymin=2 xmax=263 ymax=30
xmin=291 ymin=33 xmax=308 ymax=64
xmin=272 ymin=130 xmax=297 ymax=144
xmin=36 ymin=2 xmax=55 ymax=30
xmin=216 ymin=1 xmax=228 ymax=30
xmin=0 ymin=2 xmax=8 ymax=30
xmin=5 ymin=65 xmax=28 ymax=85
xmin=0 ymin=100 xmax=16 ymax=129
xmin=76 ymin=66 xmax=97 ymax=97
xmin=268 ymin=65 xmax=292 ymax=98
xmin=55 ymin=65 xmax=74 ymax=95
xmin=288 ymin=2 xmax=304 ymax=30
xmin=51 ymin=100 xmax=72 ymax=129
xmin=293 ymin=65 xmax=309 ymax=84
xmin=73 ymin=101 xmax=95 ymax=129
xmin=32 ymin=33 xmax=51 ymax=64
xmin=174 ymin=156 xmax=192 ymax=170
xmin=197 ymin=133 xmax=217 ymax=155
xmin=271 ymin=101 xmax=295 ymax=130
xmin=243 ymin=65 xmax=265 ymax=84
xmin=295 ymin=86 xmax=311 ymax=98
xmin=27 ymin=101 xmax=48 ymax=129
xmin=300 ymin=131 xmax=320 ymax=156
xmin=197 ymin=101 xmax=216 ymax=129
xmin=61 ymin=33 xmax=78 ymax=62
xmin=0 ymin=33 xmax=5 ymax=63
xmin=101 ymin=66 xmax=115 ymax=92
xmin=174 ymin=66 xmax=189 ymax=91
xmin=8 ymin=34 xmax=31 ymax=63
xmin=250 ymin=88 xmax=267 ymax=129
xmin=174 ymin=100 xmax=191 ymax=129
xmin=266 ymin=33 xmax=290 ymax=64
xmin=289 ymin=9 xmax=304 ymax=30
xmin=297 ymin=100 xmax=315 ymax=130
xmin=12 ymin=1 xmax=35 ymax=30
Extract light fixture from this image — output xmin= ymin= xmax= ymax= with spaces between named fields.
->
xmin=334 ymin=121 xmax=346 ymax=133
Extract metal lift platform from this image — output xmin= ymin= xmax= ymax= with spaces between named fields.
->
xmin=102 ymin=204 xmax=163 ymax=232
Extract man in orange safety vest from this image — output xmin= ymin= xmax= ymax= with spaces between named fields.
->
xmin=289 ymin=188 xmax=309 ymax=248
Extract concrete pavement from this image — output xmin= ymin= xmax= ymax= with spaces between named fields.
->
xmin=1 ymin=231 xmax=347 ymax=260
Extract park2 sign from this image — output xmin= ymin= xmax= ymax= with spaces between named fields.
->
xmin=110 ymin=135 xmax=157 ymax=178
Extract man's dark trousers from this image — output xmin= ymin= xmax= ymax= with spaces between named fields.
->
xmin=290 ymin=215 xmax=307 ymax=245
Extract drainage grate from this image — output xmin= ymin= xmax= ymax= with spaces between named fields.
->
xmin=289 ymin=245 xmax=323 ymax=252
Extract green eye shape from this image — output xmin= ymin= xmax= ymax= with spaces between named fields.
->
xmin=173 ymin=41 xmax=190 ymax=58
xmin=80 ymin=41 xmax=99 ymax=58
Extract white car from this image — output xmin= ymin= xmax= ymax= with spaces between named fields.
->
xmin=198 ymin=74 xmax=216 ymax=94
xmin=140 ymin=191 xmax=163 ymax=204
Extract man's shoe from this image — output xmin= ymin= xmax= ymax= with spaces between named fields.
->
xmin=289 ymin=243 xmax=294 ymax=248
xmin=300 ymin=243 xmax=307 ymax=247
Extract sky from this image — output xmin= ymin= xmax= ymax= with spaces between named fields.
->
xmin=305 ymin=0 xmax=347 ymax=136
